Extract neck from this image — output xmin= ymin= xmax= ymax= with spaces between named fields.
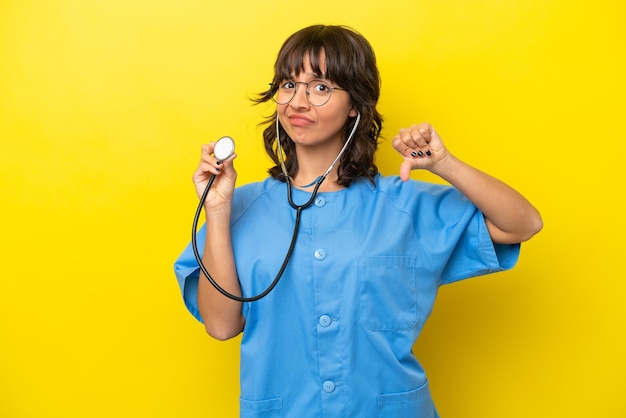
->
xmin=292 ymin=143 xmax=344 ymax=192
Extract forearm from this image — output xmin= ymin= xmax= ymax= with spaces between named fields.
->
xmin=197 ymin=207 xmax=245 ymax=340
xmin=433 ymin=154 xmax=543 ymax=244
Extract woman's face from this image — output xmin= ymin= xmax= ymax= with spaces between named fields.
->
xmin=276 ymin=52 xmax=357 ymax=150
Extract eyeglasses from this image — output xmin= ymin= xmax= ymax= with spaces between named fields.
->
xmin=271 ymin=79 xmax=348 ymax=107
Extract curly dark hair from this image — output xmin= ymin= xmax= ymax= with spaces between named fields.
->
xmin=253 ymin=25 xmax=383 ymax=187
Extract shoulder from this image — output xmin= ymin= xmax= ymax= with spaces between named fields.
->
xmin=235 ymin=177 xmax=282 ymax=197
xmin=372 ymin=173 xmax=463 ymax=202
xmin=362 ymin=174 xmax=478 ymax=225
xmin=231 ymin=177 xmax=283 ymax=219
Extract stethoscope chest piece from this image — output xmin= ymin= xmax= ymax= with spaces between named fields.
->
xmin=214 ymin=136 xmax=235 ymax=161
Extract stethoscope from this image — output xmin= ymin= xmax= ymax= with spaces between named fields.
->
xmin=192 ymin=112 xmax=361 ymax=302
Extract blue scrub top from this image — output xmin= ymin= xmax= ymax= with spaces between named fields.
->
xmin=174 ymin=174 xmax=520 ymax=418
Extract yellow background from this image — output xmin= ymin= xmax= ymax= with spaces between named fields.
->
xmin=1 ymin=0 xmax=624 ymax=417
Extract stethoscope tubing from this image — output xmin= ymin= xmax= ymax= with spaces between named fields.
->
xmin=192 ymin=112 xmax=359 ymax=302
xmin=192 ymin=173 xmax=321 ymax=302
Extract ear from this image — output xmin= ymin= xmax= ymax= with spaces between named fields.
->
xmin=349 ymin=108 xmax=358 ymax=117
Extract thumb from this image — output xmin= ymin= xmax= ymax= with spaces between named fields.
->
xmin=400 ymin=159 xmax=412 ymax=182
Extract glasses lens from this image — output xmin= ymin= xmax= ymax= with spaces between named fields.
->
xmin=272 ymin=79 xmax=334 ymax=106
xmin=307 ymin=79 xmax=333 ymax=106
xmin=273 ymin=80 xmax=295 ymax=105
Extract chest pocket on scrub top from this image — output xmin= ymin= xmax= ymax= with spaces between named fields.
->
xmin=240 ymin=397 xmax=282 ymax=418
xmin=358 ymin=256 xmax=418 ymax=331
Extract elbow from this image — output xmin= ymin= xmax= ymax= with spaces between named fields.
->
xmin=533 ymin=214 xmax=544 ymax=236
xmin=518 ymin=210 xmax=544 ymax=242
xmin=203 ymin=320 xmax=244 ymax=341
xmin=527 ymin=209 xmax=544 ymax=239
xmin=206 ymin=328 xmax=241 ymax=341
xmin=488 ymin=209 xmax=543 ymax=244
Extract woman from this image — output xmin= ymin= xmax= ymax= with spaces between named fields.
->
xmin=174 ymin=24 xmax=542 ymax=418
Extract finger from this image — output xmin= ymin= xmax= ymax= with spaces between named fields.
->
xmin=409 ymin=124 xmax=433 ymax=157
xmin=418 ymin=123 xmax=436 ymax=147
xmin=399 ymin=160 xmax=412 ymax=182
xmin=196 ymin=161 xmax=221 ymax=177
xmin=395 ymin=125 xmax=434 ymax=159
xmin=199 ymin=144 xmax=224 ymax=175
xmin=201 ymin=142 xmax=216 ymax=155
xmin=417 ymin=122 xmax=433 ymax=141
xmin=219 ymin=152 xmax=237 ymax=167
xmin=393 ymin=135 xmax=429 ymax=159
xmin=398 ymin=128 xmax=420 ymax=149
xmin=393 ymin=131 xmax=423 ymax=156
xmin=392 ymin=135 xmax=415 ymax=158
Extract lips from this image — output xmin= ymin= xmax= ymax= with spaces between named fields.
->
xmin=288 ymin=114 xmax=314 ymax=127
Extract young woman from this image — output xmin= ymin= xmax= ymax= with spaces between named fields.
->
xmin=174 ymin=25 xmax=542 ymax=418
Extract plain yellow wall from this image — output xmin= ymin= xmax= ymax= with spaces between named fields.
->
xmin=1 ymin=0 xmax=624 ymax=417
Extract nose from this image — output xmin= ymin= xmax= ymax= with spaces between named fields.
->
xmin=289 ymin=82 xmax=310 ymax=108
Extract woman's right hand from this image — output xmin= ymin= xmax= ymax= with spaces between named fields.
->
xmin=192 ymin=142 xmax=237 ymax=212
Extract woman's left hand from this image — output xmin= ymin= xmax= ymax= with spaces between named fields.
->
xmin=392 ymin=123 xmax=451 ymax=181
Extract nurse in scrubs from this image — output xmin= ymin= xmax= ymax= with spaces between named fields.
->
xmin=174 ymin=24 xmax=542 ymax=418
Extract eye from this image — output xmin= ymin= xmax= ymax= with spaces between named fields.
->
xmin=311 ymin=80 xmax=332 ymax=93
xmin=279 ymin=80 xmax=295 ymax=90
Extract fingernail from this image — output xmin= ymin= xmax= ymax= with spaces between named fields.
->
xmin=426 ymin=150 xmax=431 ymax=156
xmin=417 ymin=151 xmax=424 ymax=157
xmin=216 ymin=168 xmax=221 ymax=172
xmin=217 ymin=161 xmax=222 ymax=165
xmin=410 ymin=151 xmax=417 ymax=157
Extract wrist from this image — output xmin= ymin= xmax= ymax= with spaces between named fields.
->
xmin=430 ymin=153 xmax=460 ymax=181
xmin=204 ymin=204 xmax=232 ymax=222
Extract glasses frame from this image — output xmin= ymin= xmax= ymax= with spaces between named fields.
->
xmin=270 ymin=79 xmax=348 ymax=107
